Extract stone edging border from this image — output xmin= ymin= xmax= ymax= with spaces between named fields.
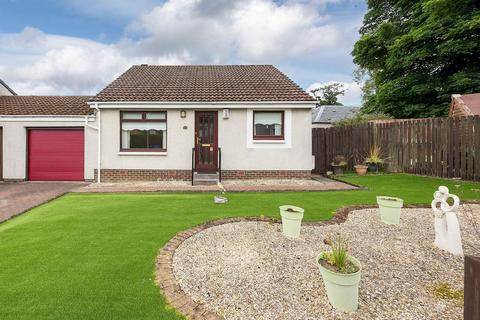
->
xmin=155 ymin=201 xmax=480 ymax=320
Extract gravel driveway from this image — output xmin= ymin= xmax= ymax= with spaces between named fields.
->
xmin=173 ymin=206 xmax=479 ymax=320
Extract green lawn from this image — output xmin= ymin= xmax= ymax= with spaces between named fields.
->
xmin=0 ymin=174 xmax=479 ymax=319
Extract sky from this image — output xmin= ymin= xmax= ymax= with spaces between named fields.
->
xmin=0 ymin=0 xmax=367 ymax=105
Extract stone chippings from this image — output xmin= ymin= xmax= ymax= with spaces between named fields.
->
xmin=172 ymin=206 xmax=480 ymax=320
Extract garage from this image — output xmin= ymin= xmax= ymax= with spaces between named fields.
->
xmin=28 ymin=128 xmax=84 ymax=181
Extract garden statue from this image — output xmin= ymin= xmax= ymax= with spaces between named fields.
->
xmin=431 ymin=186 xmax=463 ymax=255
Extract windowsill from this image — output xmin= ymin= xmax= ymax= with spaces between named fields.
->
xmin=252 ymin=140 xmax=286 ymax=144
xmin=118 ymin=151 xmax=168 ymax=156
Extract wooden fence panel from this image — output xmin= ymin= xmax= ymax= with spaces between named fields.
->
xmin=464 ymin=255 xmax=480 ymax=320
xmin=311 ymin=116 xmax=480 ymax=181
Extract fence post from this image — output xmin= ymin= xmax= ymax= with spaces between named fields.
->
xmin=465 ymin=255 xmax=480 ymax=320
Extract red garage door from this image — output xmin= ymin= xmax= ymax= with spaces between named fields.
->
xmin=28 ymin=129 xmax=84 ymax=181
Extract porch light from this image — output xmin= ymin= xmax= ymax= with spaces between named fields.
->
xmin=180 ymin=109 xmax=187 ymax=118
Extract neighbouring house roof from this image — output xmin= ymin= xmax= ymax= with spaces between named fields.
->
xmin=0 ymin=96 xmax=91 ymax=115
xmin=312 ymin=105 xmax=360 ymax=124
xmin=0 ymin=78 xmax=17 ymax=95
xmin=449 ymin=93 xmax=480 ymax=117
xmin=91 ymin=65 xmax=315 ymax=103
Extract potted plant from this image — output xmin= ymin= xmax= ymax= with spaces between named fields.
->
xmin=365 ymin=146 xmax=384 ymax=173
xmin=376 ymin=196 xmax=403 ymax=224
xmin=354 ymin=164 xmax=368 ymax=176
xmin=317 ymin=233 xmax=361 ymax=312
xmin=214 ymin=182 xmax=228 ymax=204
xmin=279 ymin=205 xmax=304 ymax=238
xmin=331 ymin=155 xmax=347 ymax=175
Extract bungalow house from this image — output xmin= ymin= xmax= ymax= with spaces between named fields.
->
xmin=312 ymin=105 xmax=360 ymax=128
xmin=0 ymin=65 xmax=316 ymax=183
xmin=449 ymin=93 xmax=480 ymax=117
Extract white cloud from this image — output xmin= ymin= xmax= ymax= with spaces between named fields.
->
xmin=125 ymin=0 xmax=341 ymax=62
xmin=0 ymin=27 xmax=190 ymax=95
xmin=0 ymin=0 xmax=364 ymax=95
xmin=307 ymin=80 xmax=362 ymax=106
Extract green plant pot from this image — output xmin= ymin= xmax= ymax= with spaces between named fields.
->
xmin=376 ymin=196 xmax=403 ymax=225
xmin=317 ymin=252 xmax=362 ymax=312
xmin=279 ymin=205 xmax=304 ymax=238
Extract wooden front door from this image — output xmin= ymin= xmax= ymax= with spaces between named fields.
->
xmin=195 ymin=111 xmax=218 ymax=172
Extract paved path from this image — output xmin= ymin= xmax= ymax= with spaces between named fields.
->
xmin=76 ymin=177 xmax=357 ymax=193
xmin=0 ymin=182 xmax=88 ymax=222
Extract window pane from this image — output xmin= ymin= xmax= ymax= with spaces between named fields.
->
xmin=122 ymin=112 xmax=143 ymax=120
xmin=254 ymin=112 xmax=282 ymax=137
xmin=121 ymin=117 xmax=167 ymax=150
xmin=122 ymin=122 xmax=166 ymax=130
xmin=148 ymin=130 xmax=164 ymax=149
xmin=129 ymin=130 xmax=148 ymax=148
xmin=146 ymin=112 xmax=166 ymax=120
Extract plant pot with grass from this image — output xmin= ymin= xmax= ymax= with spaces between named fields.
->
xmin=331 ymin=155 xmax=347 ymax=175
xmin=279 ymin=205 xmax=304 ymax=238
xmin=376 ymin=196 xmax=403 ymax=224
xmin=354 ymin=164 xmax=368 ymax=176
xmin=365 ymin=146 xmax=385 ymax=173
xmin=317 ymin=233 xmax=361 ymax=312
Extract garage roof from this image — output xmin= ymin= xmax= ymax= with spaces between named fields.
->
xmin=0 ymin=96 xmax=91 ymax=115
xmin=91 ymin=65 xmax=315 ymax=103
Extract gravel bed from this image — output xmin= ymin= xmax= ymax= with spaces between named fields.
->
xmin=172 ymin=205 xmax=480 ymax=320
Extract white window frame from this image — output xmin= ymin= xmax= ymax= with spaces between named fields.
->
xmin=246 ymin=109 xmax=292 ymax=149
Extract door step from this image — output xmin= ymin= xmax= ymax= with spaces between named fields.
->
xmin=193 ymin=172 xmax=219 ymax=186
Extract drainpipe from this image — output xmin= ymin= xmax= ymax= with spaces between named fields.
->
xmin=85 ymin=104 xmax=101 ymax=183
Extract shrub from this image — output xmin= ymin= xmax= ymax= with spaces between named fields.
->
xmin=331 ymin=155 xmax=347 ymax=166
xmin=365 ymin=145 xmax=385 ymax=164
xmin=333 ymin=112 xmax=392 ymax=127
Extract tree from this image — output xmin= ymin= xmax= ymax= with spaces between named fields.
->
xmin=310 ymin=83 xmax=345 ymax=106
xmin=352 ymin=0 xmax=480 ymax=118
xmin=333 ymin=112 xmax=392 ymax=127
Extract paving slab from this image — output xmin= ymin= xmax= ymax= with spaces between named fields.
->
xmin=0 ymin=182 xmax=88 ymax=222
xmin=76 ymin=177 xmax=357 ymax=193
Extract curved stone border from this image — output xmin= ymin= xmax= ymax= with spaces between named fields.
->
xmin=155 ymin=201 xmax=479 ymax=319
xmin=155 ymin=217 xmax=277 ymax=320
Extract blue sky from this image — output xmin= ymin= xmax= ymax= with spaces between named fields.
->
xmin=0 ymin=0 xmax=367 ymax=104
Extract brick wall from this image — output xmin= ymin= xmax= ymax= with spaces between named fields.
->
xmin=94 ymin=169 xmax=311 ymax=182
xmin=222 ymin=170 xmax=311 ymax=180
xmin=95 ymin=169 xmax=191 ymax=182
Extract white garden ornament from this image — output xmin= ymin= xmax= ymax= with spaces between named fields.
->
xmin=431 ymin=186 xmax=463 ymax=255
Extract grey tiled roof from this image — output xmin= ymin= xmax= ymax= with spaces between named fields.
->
xmin=312 ymin=105 xmax=360 ymax=123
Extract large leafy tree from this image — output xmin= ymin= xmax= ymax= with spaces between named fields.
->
xmin=310 ymin=83 xmax=345 ymax=106
xmin=353 ymin=0 xmax=480 ymax=118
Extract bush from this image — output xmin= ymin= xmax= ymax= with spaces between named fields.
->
xmin=333 ymin=112 xmax=392 ymax=127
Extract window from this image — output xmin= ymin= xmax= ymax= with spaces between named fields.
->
xmin=253 ymin=111 xmax=284 ymax=140
xmin=121 ymin=111 xmax=167 ymax=151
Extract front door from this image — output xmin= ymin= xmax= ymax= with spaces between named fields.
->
xmin=194 ymin=111 xmax=218 ymax=172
